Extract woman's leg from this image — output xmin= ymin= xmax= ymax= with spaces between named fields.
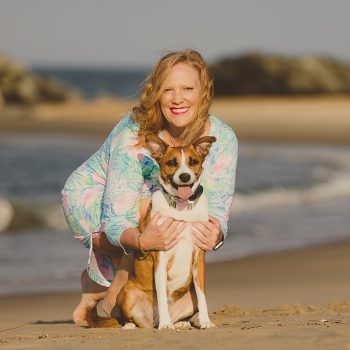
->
xmin=72 ymin=269 xmax=108 ymax=324
xmin=73 ymin=233 xmax=127 ymax=324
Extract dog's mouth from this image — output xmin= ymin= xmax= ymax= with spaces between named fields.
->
xmin=167 ymin=176 xmax=194 ymax=200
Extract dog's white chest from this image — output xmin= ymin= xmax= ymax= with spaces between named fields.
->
xmin=151 ymin=191 xmax=208 ymax=298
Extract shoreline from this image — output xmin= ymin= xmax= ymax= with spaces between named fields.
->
xmin=1 ymin=241 xmax=350 ymax=348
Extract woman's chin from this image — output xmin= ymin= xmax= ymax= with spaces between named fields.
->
xmin=167 ymin=115 xmax=195 ymax=129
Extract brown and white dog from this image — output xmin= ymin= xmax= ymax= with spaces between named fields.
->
xmin=89 ymin=134 xmax=216 ymax=330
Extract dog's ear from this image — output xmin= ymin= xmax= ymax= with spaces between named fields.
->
xmin=193 ymin=136 xmax=217 ymax=158
xmin=145 ymin=134 xmax=168 ymax=160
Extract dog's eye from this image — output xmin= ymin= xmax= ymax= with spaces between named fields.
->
xmin=189 ymin=157 xmax=199 ymax=166
xmin=166 ymin=158 xmax=178 ymax=167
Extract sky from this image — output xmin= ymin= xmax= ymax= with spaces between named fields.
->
xmin=0 ymin=0 xmax=349 ymax=68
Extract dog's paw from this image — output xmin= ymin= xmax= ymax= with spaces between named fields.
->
xmin=200 ymin=321 xmax=217 ymax=329
xmin=174 ymin=321 xmax=192 ymax=329
xmin=158 ymin=323 xmax=175 ymax=330
xmin=123 ymin=322 xmax=136 ymax=330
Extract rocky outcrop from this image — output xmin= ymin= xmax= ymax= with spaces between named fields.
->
xmin=0 ymin=54 xmax=75 ymax=106
xmin=0 ymin=198 xmax=14 ymax=232
xmin=210 ymin=53 xmax=350 ymax=96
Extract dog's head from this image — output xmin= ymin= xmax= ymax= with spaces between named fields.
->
xmin=145 ymin=134 xmax=216 ymax=200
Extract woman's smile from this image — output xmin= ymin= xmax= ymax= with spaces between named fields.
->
xmin=170 ymin=106 xmax=190 ymax=115
xmin=160 ymin=62 xmax=201 ymax=133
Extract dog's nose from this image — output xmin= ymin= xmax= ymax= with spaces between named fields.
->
xmin=179 ymin=173 xmax=191 ymax=183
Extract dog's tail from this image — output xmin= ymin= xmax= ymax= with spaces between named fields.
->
xmin=85 ymin=308 xmax=122 ymax=328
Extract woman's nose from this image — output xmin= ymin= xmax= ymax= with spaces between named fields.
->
xmin=172 ymin=91 xmax=184 ymax=104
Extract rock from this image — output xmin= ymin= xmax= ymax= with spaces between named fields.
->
xmin=0 ymin=54 xmax=74 ymax=106
xmin=210 ymin=53 xmax=350 ymax=96
xmin=0 ymin=198 xmax=14 ymax=232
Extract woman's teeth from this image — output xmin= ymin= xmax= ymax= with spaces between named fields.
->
xmin=170 ymin=107 xmax=190 ymax=115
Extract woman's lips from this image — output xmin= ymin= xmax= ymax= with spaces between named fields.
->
xmin=170 ymin=107 xmax=190 ymax=115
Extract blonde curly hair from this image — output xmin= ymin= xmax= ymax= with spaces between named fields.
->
xmin=132 ymin=49 xmax=213 ymax=146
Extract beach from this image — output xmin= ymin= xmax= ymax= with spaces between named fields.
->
xmin=1 ymin=96 xmax=350 ymax=349
xmin=1 ymin=96 xmax=350 ymax=143
xmin=1 ymin=242 xmax=350 ymax=349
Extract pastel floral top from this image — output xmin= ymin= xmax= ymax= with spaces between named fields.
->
xmin=62 ymin=113 xmax=238 ymax=249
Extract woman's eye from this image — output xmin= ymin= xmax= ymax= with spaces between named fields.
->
xmin=184 ymin=87 xmax=193 ymax=91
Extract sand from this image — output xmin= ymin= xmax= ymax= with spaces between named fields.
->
xmin=1 ymin=97 xmax=350 ymax=348
xmin=1 ymin=96 xmax=350 ymax=143
xmin=1 ymin=242 xmax=350 ymax=349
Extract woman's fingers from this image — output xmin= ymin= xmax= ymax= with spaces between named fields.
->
xmin=192 ymin=229 xmax=209 ymax=245
xmin=163 ymin=222 xmax=186 ymax=249
xmin=168 ymin=221 xmax=186 ymax=239
xmin=166 ymin=219 xmax=183 ymax=234
xmin=166 ymin=232 xmax=185 ymax=250
xmin=208 ymin=216 xmax=220 ymax=226
xmin=199 ymin=220 xmax=217 ymax=232
xmin=193 ymin=236 xmax=210 ymax=250
xmin=158 ymin=216 xmax=174 ymax=230
xmin=192 ymin=222 xmax=209 ymax=237
xmin=150 ymin=211 xmax=161 ymax=225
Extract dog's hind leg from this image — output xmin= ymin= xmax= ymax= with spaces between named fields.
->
xmin=118 ymin=284 xmax=154 ymax=328
xmin=169 ymin=286 xmax=198 ymax=324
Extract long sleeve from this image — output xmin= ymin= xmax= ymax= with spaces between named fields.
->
xmin=202 ymin=118 xmax=238 ymax=238
xmin=100 ymin=116 xmax=144 ymax=249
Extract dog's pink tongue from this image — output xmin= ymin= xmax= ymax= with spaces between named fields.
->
xmin=178 ymin=186 xmax=193 ymax=200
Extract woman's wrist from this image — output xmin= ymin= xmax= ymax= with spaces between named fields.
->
xmin=138 ymin=232 xmax=147 ymax=254
xmin=216 ymin=230 xmax=224 ymax=245
xmin=120 ymin=227 xmax=142 ymax=251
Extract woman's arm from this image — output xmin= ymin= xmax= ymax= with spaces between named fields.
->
xmin=192 ymin=126 xmax=238 ymax=250
xmin=100 ymin=118 xmax=184 ymax=252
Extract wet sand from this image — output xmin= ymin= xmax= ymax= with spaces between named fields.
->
xmin=1 ymin=241 xmax=350 ymax=349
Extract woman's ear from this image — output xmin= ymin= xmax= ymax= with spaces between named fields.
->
xmin=193 ymin=136 xmax=217 ymax=158
xmin=145 ymin=134 xmax=168 ymax=160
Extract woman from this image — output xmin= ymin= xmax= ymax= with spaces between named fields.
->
xmin=62 ymin=49 xmax=238 ymax=325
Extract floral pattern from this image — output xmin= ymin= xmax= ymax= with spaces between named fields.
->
xmin=62 ymin=113 xmax=238 ymax=285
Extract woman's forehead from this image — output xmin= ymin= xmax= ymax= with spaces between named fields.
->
xmin=162 ymin=63 xmax=201 ymax=85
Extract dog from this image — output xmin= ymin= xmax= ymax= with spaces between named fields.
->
xmin=88 ymin=134 xmax=216 ymax=330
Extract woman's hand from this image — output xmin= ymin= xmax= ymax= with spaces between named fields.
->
xmin=139 ymin=212 xmax=185 ymax=251
xmin=192 ymin=216 xmax=223 ymax=251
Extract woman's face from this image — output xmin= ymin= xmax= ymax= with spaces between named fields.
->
xmin=159 ymin=62 xmax=202 ymax=131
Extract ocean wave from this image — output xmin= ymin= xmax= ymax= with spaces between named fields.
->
xmin=1 ymin=168 xmax=350 ymax=233
xmin=0 ymin=200 xmax=66 ymax=233
xmin=232 ymin=171 xmax=350 ymax=214
xmin=0 ymin=198 xmax=14 ymax=231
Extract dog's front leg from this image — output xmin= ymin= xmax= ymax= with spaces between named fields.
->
xmin=193 ymin=249 xmax=216 ymax=329
xmin=155 ymin=253 xmax=174 ymax=330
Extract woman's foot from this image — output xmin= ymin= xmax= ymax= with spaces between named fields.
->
xmin=72 ymin=269 xmax=107 ymax=325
